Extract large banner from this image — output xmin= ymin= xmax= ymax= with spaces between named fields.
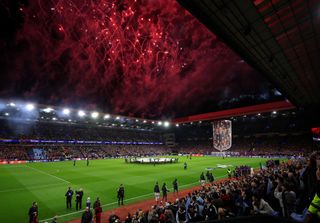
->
xmin=213 ymin=120 xmax=232 ymax=151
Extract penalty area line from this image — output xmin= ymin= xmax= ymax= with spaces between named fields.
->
xmin=24 ymin=165 xmax=71 ymax=184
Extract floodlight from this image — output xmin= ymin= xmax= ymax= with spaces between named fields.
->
xmin=62 ymin=108 xmax=70 ymax=115
xmin=143 ymin=120 xmax=147 ymax=123
xmin=116 ymin=116 xmax=120 ymax=120
xmin=157 ymin=121 xmax=162 ymax=126
xmin=91 ymin=112 xmax=99 ymax=119
xmin=272 ymin=111 xmax=277 ymax=114
xmin=164 ymin=121 xmax=170 ymax=127
xmin=78 ymin=110 xmax=85 ymax=117
xmin=25 ymin=103 xmax=35 ymax=111
xmin=175 ymin=124 xmax=179 ymax=127
xmin=104 ymin=114 xmax=110 ymax=119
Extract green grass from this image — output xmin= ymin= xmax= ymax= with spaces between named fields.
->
xmin=0 ymin=156 xmax=283 ymax=223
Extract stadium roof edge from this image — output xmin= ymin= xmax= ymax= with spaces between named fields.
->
xmin=173 ymin=100 xmax=295 ymax=124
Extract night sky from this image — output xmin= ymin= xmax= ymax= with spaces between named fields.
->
xmin=0 ymin=0 xmax=282 ymax=119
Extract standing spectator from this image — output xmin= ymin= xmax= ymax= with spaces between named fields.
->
xmin=94 ymin=202 xmax=102 ymax=223
xmin=86 ymin=197 xmax=91 ymax=209
xmin=154 ymin=182 xmax=161 ymax=204
xmin=173 ymin=179 xmax=178 ymax=196
xmin=162 ymin=183 xmax=169 ymax=202
xmin=93 ymin=197 xmax=100 ymax=209
xmin=301 ymin=166 xmax=320 ymax=223
xmin=117 ymin=184 xmax=125 ymax=206
xmin=28 ymin=202 xmax=38 ymax=223
xmin=81 ymin=207 xmax=93 ymax=223
xmin=65 ymin=187 xmax=74 ymax=209
xmin=282 ymin=182 xmax=297 ymax=217
xmin=300 ymin=154 xmax=318 ymax=210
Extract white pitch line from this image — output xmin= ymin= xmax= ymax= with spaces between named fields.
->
xmin=39 ymin=174 xmax=227 ymax=222
xmin=0 ymin=182 xmax=67 ymax=193
xmin=24 ymin=165 xmax=71 ymax=184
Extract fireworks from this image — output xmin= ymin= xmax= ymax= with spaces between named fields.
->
xmin=1 ymin=0 xmax=263 ymax=118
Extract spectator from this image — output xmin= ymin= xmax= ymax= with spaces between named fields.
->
xmin=28 ymin=202 xmax=38 ymax=223
xmin=94 ymin=202 xmax=102 ymax=223
xmin=81 ymin=207 xmax=93 ymax=223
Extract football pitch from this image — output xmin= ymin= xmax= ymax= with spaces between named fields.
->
xmin=0 ymin=156 xmax=279 ymax=223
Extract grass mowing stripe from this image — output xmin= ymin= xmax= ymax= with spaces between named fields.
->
xmin=24 ymin=165 xmax=71 ymax=184
xmin=39 ymin=174 xmax=228 ymax=222
xmin=0 ymin=181 xmax=68 ymax=193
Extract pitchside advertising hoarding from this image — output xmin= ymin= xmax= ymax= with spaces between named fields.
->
xmin=213 ymin=120 xmax=232 ymax=151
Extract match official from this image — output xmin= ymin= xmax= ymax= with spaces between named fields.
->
xmin=173 ymin=179 xmax=178 ymax=196
xmin=65 ymin=187 xmax=74 ymax=209
xmin=117 ymin=184 xmax=125 ymax=206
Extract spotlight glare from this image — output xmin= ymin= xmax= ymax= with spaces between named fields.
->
xmin=116 ymin=116 xmax=120 ymax=120
xmin=43 ymin=107 xmax=54 ymax=113
xmin=157 ymin=121 xmax=162 ymax=126
xmin=25 ymin=103 xmax=35 ymax=111
xmin=164 ymin=121 xmax=170 ymax=127
xmin=91 ymin=112 xmax=99 ymax=119
xmin=104 ymin=114 xmax=111 ymax=119
xmin=62 ymin=108 xmax=70 ymax=115
xmin=272 ymin=111 xmax=277 ymax=114
xmin=52 ymin=117 xmax=57 ymax=121
xmin=9 ymin=102 xmax=16 ymax=107
xmin=4 ymin=112 xmax=9 ymax=116
xmin=143 ymin=120 xmax=147 ymax=123
xmin=78 ymin=110 xmax=86 ymax=117
xmin=176 ymin=124 xmax=179 ymax=127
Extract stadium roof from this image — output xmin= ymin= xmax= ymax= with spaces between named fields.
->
xmin=178 ymin=0 xmax=320 ymax=123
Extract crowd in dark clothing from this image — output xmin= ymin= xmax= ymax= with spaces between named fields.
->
xmin=234 ymin=165 xmax=251 ymax=177
xmin=108 ymin=153 xmax=320 ymax=223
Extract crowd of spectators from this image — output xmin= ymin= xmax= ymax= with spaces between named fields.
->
xmin=0 ymin=120 xmax=162 ymax=142
xmin=0 ymin=145 xmax=172 ymax=161
xmin=234 ymin=165 xmax=252 ymax=177
xmin=108 ymin=152 xmax=320 ymax=223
